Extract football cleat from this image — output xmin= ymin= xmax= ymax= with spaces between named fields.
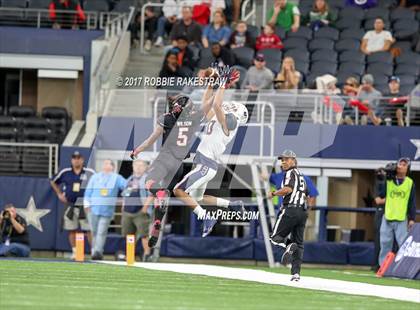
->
xmin=202 ymin=218 xmax=218 ymax=237
xmin=148 ymin=219 xmax=161 ymax=248
xmin=290 ymin=273 xmax=300 ymax=282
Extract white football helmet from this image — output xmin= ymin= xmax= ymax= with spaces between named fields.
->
xmin=221 ymin=101 xmax=249 ymax=125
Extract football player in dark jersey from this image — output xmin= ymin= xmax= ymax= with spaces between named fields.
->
xmin=130 ymin=72 xmax=217 ymax=247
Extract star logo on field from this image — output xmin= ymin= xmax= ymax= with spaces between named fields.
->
xmin=16 ymin=196 xmax=50 ymax=232
xmin=410 ymin=139 xmax=420 ymax=160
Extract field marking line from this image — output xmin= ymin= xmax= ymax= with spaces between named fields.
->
xmin=99 ymin=261 xmax=420 ymax=303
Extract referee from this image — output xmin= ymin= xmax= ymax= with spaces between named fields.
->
xmin=268 ymin=150 xmax=308 ymax=282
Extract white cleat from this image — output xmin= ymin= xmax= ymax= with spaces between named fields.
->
xmin=290 ymin=273 xmax=300 ymax=282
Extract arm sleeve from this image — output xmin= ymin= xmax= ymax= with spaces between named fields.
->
xmin=269 ymin=173 xmax=277 ymax=185
xmin=203 ymin=25 xmax=210 ymax=39
xmin=407 ymin=182 xmax=416 ymax=221
xmin=379 ymin=182 xmax=386 ymax=198
xmin=292 ymin=5 xmax=300 ymax=15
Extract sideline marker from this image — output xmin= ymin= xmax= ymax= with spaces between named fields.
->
xmin=376 ymin=252 xmax=396 ymax=277
xmin=126 ymin=234 xmax=135 ymax=266
xmin=75 ymin=233 xmax=84 ymax=262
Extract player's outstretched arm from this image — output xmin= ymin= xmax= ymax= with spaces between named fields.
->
xmin=130 ymin=125 xmax=164 ymax=159
xmin=213 ymin=69 xmax=240 ymax=135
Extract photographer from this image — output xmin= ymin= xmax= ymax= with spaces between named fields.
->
xmin=0 ymin=204 xmax=30 ymax=257
xmin=375 ymin=158 xmax=416 ymax=266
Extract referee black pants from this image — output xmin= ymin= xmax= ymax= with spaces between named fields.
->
xmin=270 ymin=206 xmax=308 ymax=275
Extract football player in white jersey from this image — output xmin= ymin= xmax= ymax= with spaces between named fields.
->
xmin=173 ymin=69 xmax=249 ymax=237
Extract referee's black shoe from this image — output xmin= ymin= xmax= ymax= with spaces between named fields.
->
xmin=281 ymin=243 xmax=298 ymax=266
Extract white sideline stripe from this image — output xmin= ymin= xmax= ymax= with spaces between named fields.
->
xmin=99 ymin=262 xmax=420 ymax=303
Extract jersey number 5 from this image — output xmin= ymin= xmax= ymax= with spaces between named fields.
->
xmin=298 ymin=176 xmax=305 ymax=191
xmin=177 ymin=127 xmax=189 ymax=146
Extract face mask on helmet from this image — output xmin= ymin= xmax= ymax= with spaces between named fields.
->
xmin=169 ymin=94 xmax=193 ymax=116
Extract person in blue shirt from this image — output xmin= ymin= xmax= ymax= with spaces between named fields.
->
xmin=121 ymin=160 xmax=154 ymax=261
xmin=202 ymin=10 xmax=231 ymax=48
xmin=50 ymin=151 xmax=95 ymax=259
xmin=84 ymin=159 xmax=127 ymax=260
xmin=265 ymin=168 xmax=319 ymax=211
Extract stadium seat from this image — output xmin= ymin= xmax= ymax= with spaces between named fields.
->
xmin=283 ymin=37 xmax=308 ymax=50
xmin=328 ymin=0 xmax=345 ymax=9
xmin=23 ymin=117 xmax=49 ymax=129
xmin=336 ymin=18 xmax=361 ymax=30
xmin=0 ymin=115 xmax=17 ymax=129
xmin=392 ymin=41 xmax=412 ymax=52
xmin=376 ymin=0 xmax=395 ymax=8
xmin=0 ymin=127 xmax=18 ymax=142
xmin=313 ymin=27 xmax=339 ymax=41
xmin=294 ymin=61 xmax=309 ymax=76
xmin=338 ymin=62 xmax=365 ymax=76
xmin=417 ymin=11 xmax=420 ymax=21
xmin=390 ymin=7 xmax=415 ymax=22
xmin=274 ymin=26 xmax=286 ymax=40
xmin=394 ymin=64 xmax=419 ymax=77
xmin=0 ymin=0 xmax=27 ymax=22
xmin=335 ymin=39 xmax=360 ymax=52
xmin=22 ymin=147 xmax=50 ymax=175
xmin=365 ymin=8 xmax=390 ymax=21
xmin=364 ymin=18 xmax=391 ymax=30
xmin=0 ymin=146 xmax=20 ymax=173
xmin=8 ymin=106 xmax=36 ymax=119
xmin=247 ymin=24 xmax=260 ymax=41
xmin=339 ymin=51 xmax=365 ymax=64
xmin=286 ymin=26 xmax=313 ymax=40
xmin=28 ymin=0 xmax=50 ymax=9
xmin=284 ymin=48 xmax=310 ymax=62
xmin=84 ymin=0 xmax=110 ymax=12
xmin=375 ymin=83 xmax=389 ymax=94
xmin=370 ymin=74 xmax=388 ymax=85
xmin=21 ymin=128 xmax=52 ymax=143
xmin=232 ymin=47 xmax=255 ymax=69
xmin=366 ymin=52 xmax=393 ymax=65
xmin=42 ymin=107 xmax=70 ymax=143
xmin=297 ymin=5 xmax=311 ymax=19
xmin=395 ymin=52 xmax=420 ymax=66
xmin=399 ymin=84 xmax=416 ymax=96
xmin=339 ymin=7 xmax=365 ymax=21
xmin=311 ymin=49 xmax=337 ymax=62
xmin=340 ymin=28 xmax=365 ymax=41
xmin=261 ymin=49 xmax=282 ymax=73
xmin=393 ymin=19 xmax=419 ymax=39
xmin=308 ymin=38 xmax=334 ymax=51
xmin=197 ymin=48 xmax=213 ymax=69
xmin=398 ymin=75 xmax=417 ymax=85
xmin=304 ymin=73 xmax=318 ymax=88
xmin=367 ymin=63 xmax=393 ymax=76
xmin=310 ymin=61 xmax=337 ymax=75
xmin=1 ymin=0 xmax=27 ymax=8
xmin=112 ymin=0 xmax=133 ymax=12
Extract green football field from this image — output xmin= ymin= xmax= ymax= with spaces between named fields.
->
xmin=0 ymin=259 xmax=419 ymax=310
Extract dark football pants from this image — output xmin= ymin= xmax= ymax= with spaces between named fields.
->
xmin=270 ymin=206 xmax=308 ymax=275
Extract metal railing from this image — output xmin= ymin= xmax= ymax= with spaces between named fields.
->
xmin=0 ymin=7 xmax=128 ymax=30
xmin=0 ymin=142 xmax=58 ymax=178
xmin=241 ymin=0 xmax=257 ymax=25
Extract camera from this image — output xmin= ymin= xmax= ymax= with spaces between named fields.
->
xmin=375 ymin=162 xmax=397 ymax=181
xmin=1 ymin=210 xmax=11 ymax=221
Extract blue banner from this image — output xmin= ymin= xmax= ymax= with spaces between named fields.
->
xmin=384 ymin=224 xmax=420 ymax=280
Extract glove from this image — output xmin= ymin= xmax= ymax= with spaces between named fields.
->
xmin=224 ymin=69 xmax=240 ymax=89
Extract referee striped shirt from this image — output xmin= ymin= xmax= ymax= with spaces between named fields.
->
xmin=281 ymin=167 xmax=308 ymax=207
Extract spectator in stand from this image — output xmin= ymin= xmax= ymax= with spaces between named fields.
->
xmin=174 ymin=35 xmax=197 ymax=73
xmin=208 ymin=42 xmax=235 ymax=67
xmin=84 ymin=159 xmax=127 ymax=260
xmin=306 ymin=0 xmax=336 ymax=31
xmin=370 ymin=76 xmax=406 ymax=126
xmin=229 ymin=20 xmax=255 ymax=49
xmin=154 ymin=0 xmax=179 ymax=47
xmin=256 ymin=24 xmax=284 ymax=51
xmin=341 ymin=77 xmax=360 ymax=125
xmin=274 ymin=57 xmax=301 ymax=90
xmin=49 ymin=0 xmax=85 ymax=29
xmin=361 ymin=18 xmax=394 ymax=55
xmin=399 ymin=0 xmax=420 ymax=11
xmin=50 ymin=151 xmax=95 ymax=259
xmin=357 ymin=74 xmax=382 ymax=125
xmin=202 ymin=10 xmax=231 ymax=48
xmin=375 ymin=158 xmax=416 ymax=266
xmin=267 ymin=0 xmax=300 ymax=32
xmin=345 ymin=0 xmax=377 ymax=9
xmin=121 ymin=160 xmax=154 ymax=262
xmin=170 ymin=6 xmax=202 ymax=48
xmin=0 ymin=204 xmax=30 ymax=257
xmin=130 ymin=10 xmax=158 ymax=50
xmin=158 ymin=50 xmax=191 ymax=83
xmin=241 ymin=54 xmax=275 ymax=91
